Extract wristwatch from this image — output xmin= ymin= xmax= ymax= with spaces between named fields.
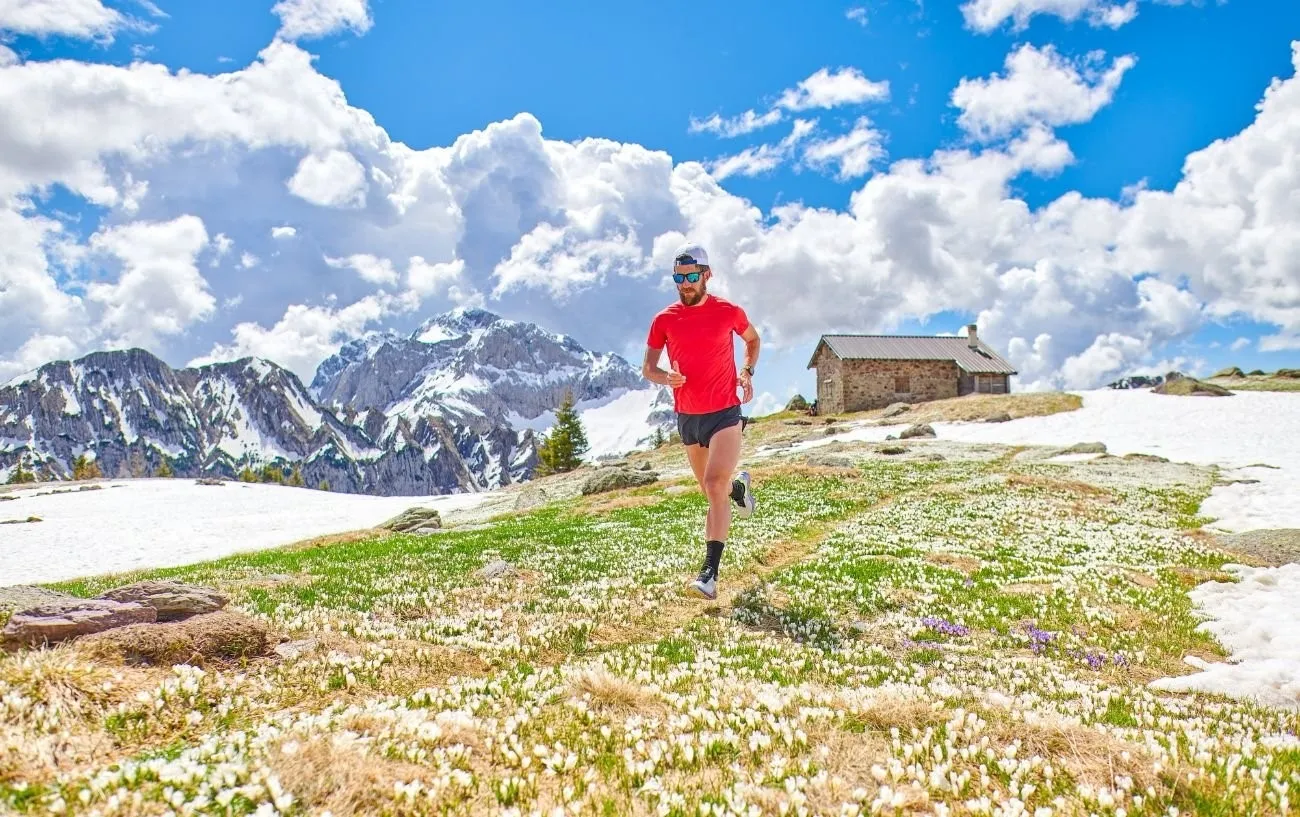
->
xmin=741 ymin=365 xmax=755 ymax=376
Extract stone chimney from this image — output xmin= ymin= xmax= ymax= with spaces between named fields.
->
xmin=966 ymin=324 xmax=979 ymax=348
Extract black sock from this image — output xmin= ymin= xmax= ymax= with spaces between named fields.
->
xmin=729 ymin=479 xmax=745 ymax=504
xmin=706 ymin=539 xmax=725 ymax=574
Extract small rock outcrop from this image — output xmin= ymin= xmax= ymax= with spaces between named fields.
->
xmin=882 ymin=402 xmax=911 ymax=418
xmin=3 ymin=598 xmax=157 ymax=651
xmin=0 ymin=585 xmax=81 ymax=613
xmin=899 ymin=423 xmax=936 ymax=440
xmin=785 ymin=394 xmax=809 ymax=412
xmin=985 ymin=412 xmax=1012 ymax=423
xmin=1153 ymin=371 xmax=1232 ymax=397
xmin=1061 ymin=442 xmax=1107 ymax=455
xmin=97 ymin=580 xmax=228 ymax=622
xmin=581 ymin=467 xmax=658 ymax=495
xmin=381 ymin=507 xmax=443 ymax=533
xmin=475 ymin=559 xmax=516 ymax=580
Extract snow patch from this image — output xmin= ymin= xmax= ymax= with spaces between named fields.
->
xmin=0 ymin=479 xmax=495 ymax=585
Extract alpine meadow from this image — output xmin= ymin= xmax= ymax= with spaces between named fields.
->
xmin=3 ymin=1 xmax=1300 ymax=816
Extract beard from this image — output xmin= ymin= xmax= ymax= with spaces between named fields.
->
xmin=678 ymin=283 xmax=707 ymax=306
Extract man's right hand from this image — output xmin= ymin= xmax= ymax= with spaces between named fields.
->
xmin=666 ymin=361 xmax=686 ymax=389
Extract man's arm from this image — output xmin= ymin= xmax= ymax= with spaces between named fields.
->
xmin=643 ymin=346 xmax=685 ymax=389
xmin=739 ymin=324 xmax=760 ymax=374
xmin=737 ymin=324 xmax=760 ymax=403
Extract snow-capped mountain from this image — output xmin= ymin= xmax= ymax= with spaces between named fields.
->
xmin=1 ymin=309 xmax=672 ymax=494
xmin=310 ymin=307 xmax=670 ymax=485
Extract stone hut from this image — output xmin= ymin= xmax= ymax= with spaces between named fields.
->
xmin=806 ymin=325 xmax=1017 ymax=414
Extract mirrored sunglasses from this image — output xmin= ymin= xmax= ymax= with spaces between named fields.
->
xmin=672 ymin=271 xmax=703 ymax=284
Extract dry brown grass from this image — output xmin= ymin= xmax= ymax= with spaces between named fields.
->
xmin=283 ymin=527 xmax=386 ymax=553
xmin=567 ymin=667 xmax=666 ymax=716
xmin=878 ymin=392 xmax=1083 ymax=424
xmin=1004 ymin=472 xmax=1114 ymax=501
xmin=0 ymin=646 xmax=176 ymax=787
xmin=926 ymin=552 xmax=983 ymax=574
xmin=1164 ymin=566 xmax=1236 ymax=589
xmin=267 ymin=738 xmax=439 ymax=817
xmin=76 ymin=610 xmax=271 ymax=666
xmin=995 ymin=716 xmax=1168 ymax=792
xmin=573 ymin=491 xmax=663 ymax=515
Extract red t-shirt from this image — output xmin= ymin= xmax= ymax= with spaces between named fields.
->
xmin=646 ymin=295 xmax=750 ymax=415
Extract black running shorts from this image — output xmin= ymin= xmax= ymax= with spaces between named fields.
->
xmin=677 ymin=404 xmax=743 ymax=448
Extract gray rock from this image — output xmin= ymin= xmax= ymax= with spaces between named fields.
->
xmin=581 ymin=467 xmax=658 ymax=495
xmin=195 ymin=477 xmax=225 ymax=486
xmin=882 ymin=402 xmax=911 ymax=418
xmin=985 ymin=412 xmax=1012 ymax=423
xmin=476 ymin=559 xmax=516 ymax=580
xmin=382 ymin=507 xmax=443 ymax=533
xmin=1061 ymin=442 xmax=1107 ymax=454
xmin=0 ymin=585 xmax=81 ymax=613
xmin=899 ymin=423 xmax=936 ymax=440
xmin=97 ymin=580 xmax=228 ymax=622
xmin=274 ymin=638 xmax=319 ymax=660
xmin=514 ymin=487 xmax=549 ymax=510
xmin=2 ymin=598 xmax=157 ymax=650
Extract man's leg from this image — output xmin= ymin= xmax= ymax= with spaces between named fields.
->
xmin=702 ymin=423 xmax=744 ymax=542
xmin=688 ymin=421 xmax=744 ymax=599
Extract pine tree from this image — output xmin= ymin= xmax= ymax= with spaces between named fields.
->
xmin=73 ymin=454 xmax=102 ymax=480
xmin=155 ymin=459 xmax=174 ymax=478
xmin=7 ymin=460 xmax=35 ymax=484
xmin=317 ymin=479 xmax=331 ymax=491
xmin=239 ymin=466 xmax=258 ymax=483
xmin=652 ymin=427 xmax=666 ymax=448
xmin=289 ymin=463 xmax=304 ymax=487
xmin=535 ymin=389 xmax=588 ymax=475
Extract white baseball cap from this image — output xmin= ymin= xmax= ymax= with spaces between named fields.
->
xmin=673 ymin=243 xmax=709 ymax=268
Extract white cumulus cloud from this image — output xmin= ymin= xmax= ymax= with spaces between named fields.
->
xmin=952 ymin=44 xmax=1136 ymax=141
xmin=272 ymin=0 xmax=372 ymax=41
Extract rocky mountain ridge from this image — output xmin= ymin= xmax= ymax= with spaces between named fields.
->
xmin=1 ymin=309 xmax=669 ymax=494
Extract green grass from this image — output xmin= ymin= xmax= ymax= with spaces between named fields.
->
xmin=5 ymin=448 xmax=1299 ymax=816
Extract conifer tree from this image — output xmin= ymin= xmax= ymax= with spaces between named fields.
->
xmin=155 ymin=459 xmax=174 ymax=478
xmin=73 ymin=454 xmax=102 ymax=480
xmin=535 ymin=389 xmax=589 ymax=475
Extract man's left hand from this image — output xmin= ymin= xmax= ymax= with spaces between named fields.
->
xmin=737 ymin=371 xmax=753 ymax=403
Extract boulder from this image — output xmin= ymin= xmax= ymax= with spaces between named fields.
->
xmin=899 ymin=423 xmax=936 ymax=440
xmin=0 ymin=585 xmax=81 ymax=614
xmin=1153 ymin=373 xmax=1232 ymax=397
xmin=882 ymin=402 xmax=911 ymax=418
xmin=581 ymin=467 xmax=658 ymax=495
xmin=195 ymin=477 xmax=225 ymax=486
xmin=1061 ymin=442 xmax=1107 ymax=455
xmin=514 ymin=487 xmax=549 ymax=510
xmin=785 ymin=394 xmax=810 ymax=411
xmin=97 ymin=580 xmax=228 ymax=622
xmin=3 ymin=598 xmax=156 ymax=651
xmin=475 ymin=559 xmax=516 ymax=580
xmin=878 ymin=445 xmax=908 ymax=456
xmin=1212 ymin=366 xmax=1244 ymax=379
xmin=77 ymin=610 xmax=271 ymax=665
xmin=381 ymin=507 xmax=442 ymax=533
xmin=985 ymin=412 xmax=1012 ymax=423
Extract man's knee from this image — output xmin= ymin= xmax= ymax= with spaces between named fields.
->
xmin=702 ymin=469 xmax=732 ymax=497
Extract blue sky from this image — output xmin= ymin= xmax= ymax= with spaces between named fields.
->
xmin=2 ymin=0 xmax=1300 ymax=413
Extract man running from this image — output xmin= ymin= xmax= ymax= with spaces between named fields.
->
xmin=643 ymin=242 xmax=760 ymax=600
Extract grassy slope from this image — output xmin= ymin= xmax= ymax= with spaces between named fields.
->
xmin=3 ymin=394 xmax=1299 ymax=816
xmin=1206 ymin=375 xmax=1300 ymax=392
